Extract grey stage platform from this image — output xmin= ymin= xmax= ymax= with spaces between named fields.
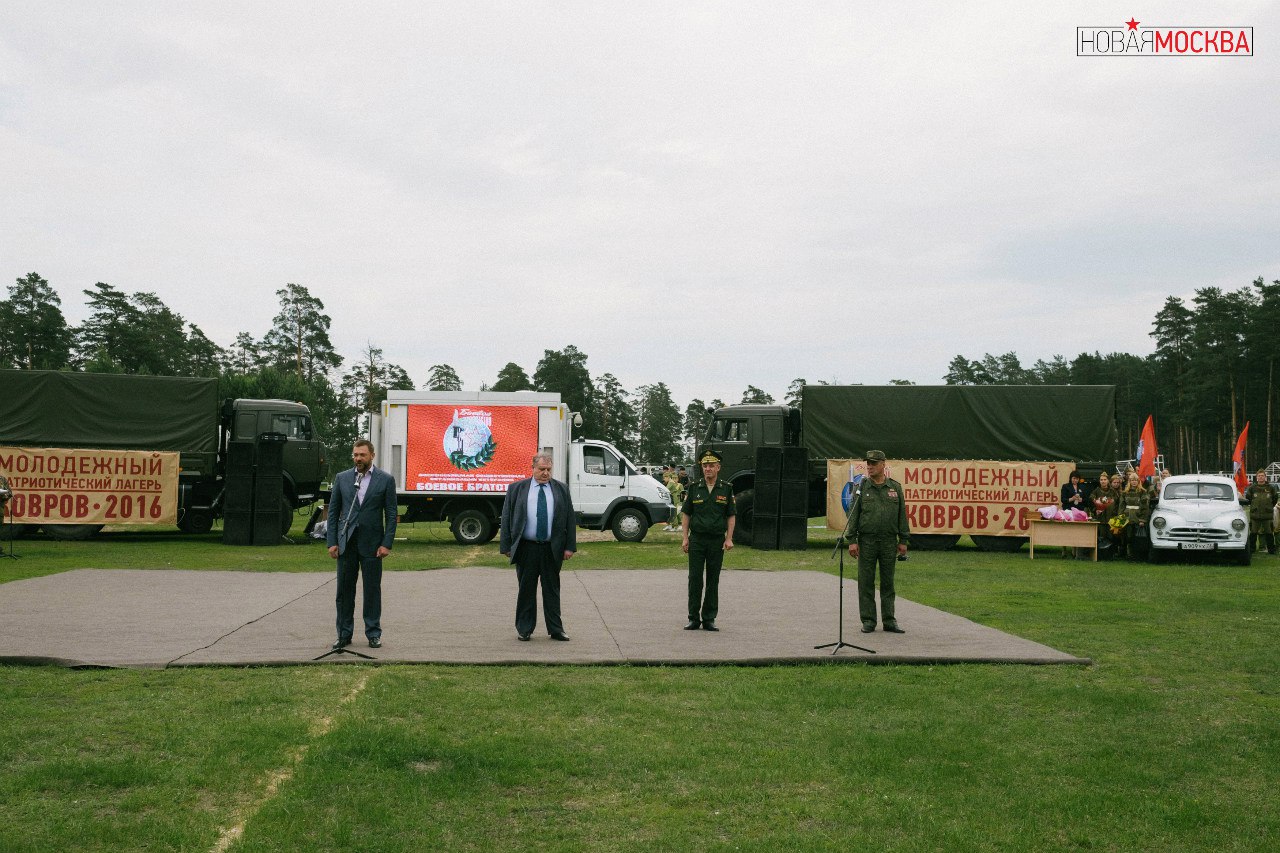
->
xmin=0 ymin=568 xmax=1090 ymax=668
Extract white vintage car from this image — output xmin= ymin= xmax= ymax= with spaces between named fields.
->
xmin=1148 ymin=474 xmax=1250 ymax=564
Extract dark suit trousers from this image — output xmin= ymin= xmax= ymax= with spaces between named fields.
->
xmin=514 ymin=539 xmax=563 ymax=636
xmin=336 ymin=549 xmax=382 ymax=641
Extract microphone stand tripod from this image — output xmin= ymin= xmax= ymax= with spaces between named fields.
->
xmin=815 ymin=539 xmax=874 ymax=655
xmin=314 ymin=643 xmax=374 ymax=661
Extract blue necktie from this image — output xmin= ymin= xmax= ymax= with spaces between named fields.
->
xmin=536 ymin=484 xmax=549 ymax=541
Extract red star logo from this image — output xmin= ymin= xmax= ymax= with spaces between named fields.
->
xmin=1125 ymin=18 xmax=1140 ymax=30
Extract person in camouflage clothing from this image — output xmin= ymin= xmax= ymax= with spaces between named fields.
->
xmin=1118 ymin=471 xmax=1151 ymax=560
xmin=1243 ymin=470 xmax=1278 ymax=555
xmin=842 ymin=450 xmax=910 ymax=633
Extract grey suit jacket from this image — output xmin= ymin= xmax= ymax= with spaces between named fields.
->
xmin=499 ymin=477 xmax=577 ymax=566
xmin=326 ymin=466 xmax=398 ymax=558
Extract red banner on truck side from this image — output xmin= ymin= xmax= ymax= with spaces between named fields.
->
xmin=0 ymin=446 xmax=179 ymax=526
xmin=826 ymin=459 xmax=1076 ymax=537
xmin=405 ymin=405 xmax=539 ymax=493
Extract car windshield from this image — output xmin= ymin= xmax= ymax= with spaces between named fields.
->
xmin=1163 ymin=483 xmax=1236 ymax=501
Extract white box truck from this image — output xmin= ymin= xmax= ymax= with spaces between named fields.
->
xmin=370 ymin=390 xmax=674 ymax=545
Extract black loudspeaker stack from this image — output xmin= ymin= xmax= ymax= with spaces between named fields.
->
xmin=222 ymin=434 xmax=288 ymax=546
xmin=752 ymin=446 xmax=808 ymax=550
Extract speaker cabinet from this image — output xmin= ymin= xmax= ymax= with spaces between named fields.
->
xmin=755 ymin=447 xmax=783 ymax=481
xmin=778 ymin=516 xmax=808 ymax=550
xmin=782 ymin=447 xmax=808 ymax=481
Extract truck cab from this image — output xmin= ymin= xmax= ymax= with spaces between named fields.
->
xmin=223 ymin=399 xmax=327 ymax=507
xmin=569 ymin=439 xmax=672 ymax=541
xmin=699 ymin=405 xmax=807 ymax=543
xmin=179 ymin=399 xmax=326 ymax=534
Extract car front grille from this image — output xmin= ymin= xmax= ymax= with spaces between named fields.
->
xmin=1164 ymin=527 xmax=1232 ymax=542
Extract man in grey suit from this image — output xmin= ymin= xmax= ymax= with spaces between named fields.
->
xmin=500 ymin=452 xmax=577 ymax=641
xmin=326 ymin=439 xmax=398 ymax=649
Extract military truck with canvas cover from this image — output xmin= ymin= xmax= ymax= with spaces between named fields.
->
xmin=0 ymin=369 xmax=326 ymax=539
xmin=700 ymin=384 xmax=1118 ymax=550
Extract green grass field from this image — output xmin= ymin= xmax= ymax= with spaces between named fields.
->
xmin=2 ymin=520 xmax=1277 ymax=851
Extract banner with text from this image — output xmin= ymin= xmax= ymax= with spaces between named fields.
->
xmin=826 ymin=459 xmax=1076 ymax=537
xmin=405 ymin=404 xmax=540 ymax=493
xmin=0 ymin=446 xmax=179 ymax=526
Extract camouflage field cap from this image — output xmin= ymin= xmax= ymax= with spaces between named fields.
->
xmin=864 ymin=450 xmax=887 ymax=462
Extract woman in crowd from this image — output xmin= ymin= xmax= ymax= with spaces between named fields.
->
xmin=1092 ymin=471 xmax=1118 ymax=557
xmin=1118 ymin=470 xmax=1151 ymax=560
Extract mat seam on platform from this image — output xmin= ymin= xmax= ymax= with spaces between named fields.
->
xmin=167 ymin=575 xmax=335 ymax=667
xmin=572 ymin=570 xmax=626 ymax=659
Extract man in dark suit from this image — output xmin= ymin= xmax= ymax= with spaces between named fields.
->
xmin=500 ymin=452 xmax=577 ymax=641
xmin=326 ymin=439 xmax=398 ymax=649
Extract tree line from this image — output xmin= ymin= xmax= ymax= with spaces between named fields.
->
xmin=0 ymin=273 xmax=782 ymax=474
xmin=12 ymin=270 xmax=1272 ymax=474
xmin=944 ymin=276 xmax=1280 ymax=473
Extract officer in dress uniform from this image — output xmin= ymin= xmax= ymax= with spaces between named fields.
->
xmin=681 ymin=449 xmax=736 ymax=631
xmin=841 ymin=450 xmax=910 ymax=633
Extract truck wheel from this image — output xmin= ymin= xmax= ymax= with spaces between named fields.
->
xmin=451 ymin=509 xmax=494 ymax=545
xmin=912 ymin=534 xmax=960 ymax=551
xmin=1236 ymin=546 xmax=1252 ymax=566
xmin=971 ymin=535 xmax=1027 ymax=553
xmin=42 ymin=524 xmax=105 ymax=541
xmin=732 ymin=490 xmax=754 ymax=546
xmin=1147 ymin=546 xmax=1166 ymax=564
xmin=0 ymin=523 xmax=37 ymax=540
xmin=178 ymin=510 xmax=215 ymax=535
xmin=611 ymin=508 xmax=649 ymax=542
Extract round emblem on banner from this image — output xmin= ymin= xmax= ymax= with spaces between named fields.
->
xmin=841 ymin=474 xmax=865 ymax=512
xmin=444 ymin=416 xmax=497 ymax=470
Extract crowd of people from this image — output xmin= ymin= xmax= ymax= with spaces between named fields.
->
xmin=1076 ymin=469 xmax=1162 ymax=560
xmin=1068 ymin=467 xmax=1279 ymax=559
xmin=653 ymin=465 xmax=690 ymax=531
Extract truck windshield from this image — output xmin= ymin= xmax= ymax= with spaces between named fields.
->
xmin=583 ymin=445 xmax=623 ymax=477
xmin=710 ymin=418 xmax=750 ymax=442
xmin=271 ymin=414 xmax=312 ymax=441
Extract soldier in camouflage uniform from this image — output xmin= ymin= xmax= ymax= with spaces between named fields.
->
xmin=1243 ymin=470 xmax=1278 ymax=555
xmin=841 ymin=450 xmax=910 ymax=633
xmin=681 ymin=450 xmax=736 ymax=631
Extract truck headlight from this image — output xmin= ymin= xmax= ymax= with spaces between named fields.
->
xmin=1151 ymin=516 xmax=1166 ymax=529
xmin=1232 ymin=518 xmax=1246 ymax=531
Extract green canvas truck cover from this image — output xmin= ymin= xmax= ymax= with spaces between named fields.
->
xmin=0 ymin=369 xmax=218 ymax=452
xmin=802 ymin=385 xmax=1118 ymax=466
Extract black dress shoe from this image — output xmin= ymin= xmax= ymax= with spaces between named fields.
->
xmin=332 ymin=637 xmax=351 ymax=650
xmin=684 ymin=620 xmax=701 ymax=630
xmin=517 ymin=632 xmax=531 ymax=641
xmin=549 ymin=632 xmax=571 ymax=641
xmin=702 ymin=620 xmax=718 ymax=631
xmin=860 ymin=625 xmax=875 ymax=633
xmin=883 ymin=624 xmax=905 ymax=634
xmin=368 ymin=637 xmax=382 ymax=648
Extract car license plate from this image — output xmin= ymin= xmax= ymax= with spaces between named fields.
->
xmin=1181 ymin=542 xmax=1213 ymax=550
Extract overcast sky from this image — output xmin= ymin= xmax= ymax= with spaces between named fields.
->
xmin=3 ymin=2 xmax=1277 ymax=409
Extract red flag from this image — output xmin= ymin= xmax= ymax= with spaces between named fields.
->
xmin=1136 ymin=415 xmax=1158 ymax=480
xmin=1233 ymin=421 xmax=1250 ymax=494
